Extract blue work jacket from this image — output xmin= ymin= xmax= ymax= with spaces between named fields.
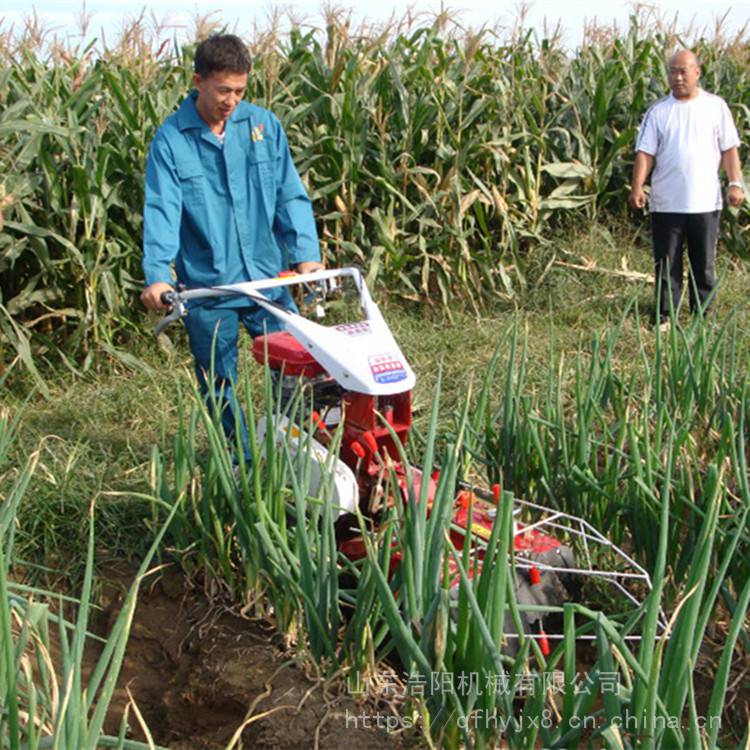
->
xmin=142 ymin=91 xmax=320 ymax=305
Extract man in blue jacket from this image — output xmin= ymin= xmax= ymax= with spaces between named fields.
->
xmin=141 ymin=34 xmax=323 ymax=456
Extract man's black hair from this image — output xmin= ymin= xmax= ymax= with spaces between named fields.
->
xmin=194 ymin=34 xmax=250 ymax=76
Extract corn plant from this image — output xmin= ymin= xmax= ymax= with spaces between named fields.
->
xmin=2 ymin=11 xmax=749 ymax=373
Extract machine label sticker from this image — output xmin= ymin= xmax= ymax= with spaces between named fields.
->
xmin=335 ymin=322 xmax=371 ymax=336
xmin=369 ymin=353 xmax=407 ymax=384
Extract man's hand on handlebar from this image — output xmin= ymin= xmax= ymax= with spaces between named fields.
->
xmin=141 ymin=282 xmax=175 ymax=311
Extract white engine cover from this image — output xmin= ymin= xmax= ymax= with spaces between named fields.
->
xmin=210 ymin=268 xmax=416 ymax=396
xmin=256 ymin=415 xmax=359 ymax=518
xmin=281 ymin=308 xmax=416 ymax=396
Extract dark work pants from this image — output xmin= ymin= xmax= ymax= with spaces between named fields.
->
xmin=651 ymin=211 xmax=720 ymax=323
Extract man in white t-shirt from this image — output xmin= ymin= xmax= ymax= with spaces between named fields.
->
xmin=629 ymin=49 xmax=745 ymax=327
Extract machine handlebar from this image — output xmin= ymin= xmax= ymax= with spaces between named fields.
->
xmin=160 ymin=290 xmax=175 ymax=307
xmin=153 ymin=267 xmax=370 ymax=336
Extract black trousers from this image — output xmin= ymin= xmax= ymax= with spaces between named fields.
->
xmin=651 ymin=211 xmax=720 ymax=323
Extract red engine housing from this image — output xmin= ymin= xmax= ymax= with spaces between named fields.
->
xmin=251 ymin=331 xmax=325 ymax=377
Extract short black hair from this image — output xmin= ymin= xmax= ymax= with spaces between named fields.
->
xmin=194 ymin=34 xmax=250 ymax=77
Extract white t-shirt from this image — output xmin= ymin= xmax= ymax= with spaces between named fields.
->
xmin=635 ymin=90 xmax=740 ymax=213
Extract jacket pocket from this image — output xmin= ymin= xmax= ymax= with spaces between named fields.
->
xmin=249 ymin=149 xmax=276 ymax=223
xmin=176 ymin=158 xmax=207 ymax=208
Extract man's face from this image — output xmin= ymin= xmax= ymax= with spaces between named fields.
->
xmin=193 ymin=70 xmax=248 ymax=129
xmin=668 ymin=54 xmax=700 ymax=100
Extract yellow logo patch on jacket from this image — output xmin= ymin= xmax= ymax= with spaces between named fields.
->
xmin=251 ymin=124 xmax=265 ymax=142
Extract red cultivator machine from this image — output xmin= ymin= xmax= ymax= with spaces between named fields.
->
xmin=159 ymin=267 xmax=660 ymax=651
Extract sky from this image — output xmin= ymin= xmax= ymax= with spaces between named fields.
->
xmin=2 ymin=0 xmax=749 ymax=49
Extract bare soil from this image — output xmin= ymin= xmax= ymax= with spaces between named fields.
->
xmin=95 ymin=564 xmax=416 ymax=749
xmin=43 ymin=561 xmax=750 ymax=749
